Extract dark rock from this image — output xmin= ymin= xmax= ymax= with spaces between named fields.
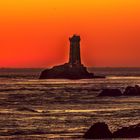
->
xmin=123 ymin=85 xmax=140 ymax=96
xmin=39 ymin=63 xmax=94 ymax=79
xmin=113 ymin=123 xmax=140 ymax=138
xmin=83 ymin=122 xmax=112 ymax=139
xmin=98 ymin=89 xmax=122 ymax=96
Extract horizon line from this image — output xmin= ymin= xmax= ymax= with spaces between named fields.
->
xmin=0 ymin=67 xmax=140 ymax=69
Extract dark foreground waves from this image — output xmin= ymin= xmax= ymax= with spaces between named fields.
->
xmin=0 ymin=78 xmax=140 ymax=139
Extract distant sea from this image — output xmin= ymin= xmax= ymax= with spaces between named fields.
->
xmin=0 ymin=68 xmax=140 ymax=139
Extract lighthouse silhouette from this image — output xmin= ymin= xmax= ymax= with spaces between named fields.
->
xmin=69 ymin=35 xmax=81 ymax=66
xmin=39 ymin=34 xmax=101 ymax=79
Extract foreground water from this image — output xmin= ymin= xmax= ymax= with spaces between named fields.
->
xmin=0 ymin=68 xmax=140 ymax=139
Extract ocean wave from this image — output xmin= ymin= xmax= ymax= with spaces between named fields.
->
xmin=108 ymin=76 xmax=140 ymax=80
xmin=16 ymin=107 xmax=38 ymax=113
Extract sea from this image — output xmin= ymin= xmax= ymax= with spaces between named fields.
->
xmin=0 ymin=68 xmax=140 ymax=139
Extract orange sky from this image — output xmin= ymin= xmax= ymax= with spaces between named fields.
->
xmin=0 ymin=0 xmax=140 ymax=68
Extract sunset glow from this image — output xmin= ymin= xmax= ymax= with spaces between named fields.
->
xmin=0 ymin=0 xmax=140 ymax=67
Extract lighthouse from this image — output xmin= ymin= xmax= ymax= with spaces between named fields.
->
xmin=39 ymin=34 xmax=97 ymax=79
xmin=69 ymin=35 xmax=81 ymax=66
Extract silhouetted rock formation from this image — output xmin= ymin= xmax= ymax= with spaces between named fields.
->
xmin=97 ymin=85 xmax=140 ymax=97
xmin=83 ymin=122 xmax=112 ymax=139
xmin=113 ymin=123 xmax=140 ymax=138
xmin=40 ymin=35 xmax=104 ymax=79
xmin=98 ymin=89 xmax=122 ymax=96
xmin=40 ymin=63 xmax=93 ymax=79
xmin=124 ymin=85 xmax=140 ymax=96
xmin=84 ymin=122 xmax=140 ymax=139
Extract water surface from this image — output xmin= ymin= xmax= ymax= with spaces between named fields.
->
xmin=0 ymin=68 xmax=140 ymax=139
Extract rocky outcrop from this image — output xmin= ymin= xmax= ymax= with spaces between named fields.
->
xmin=83 ymin=122 xmax=112 ymax=139
xmin=113 ymin=123 xmax=140 ymax=138
xmin=39 ymin=63 xmax=94 ymax=79
xmin=123 ymin=85 xmax=140 ymax=96
xmin=84 ymin=122 xmax=140 ymax=139
xmin=97 ymin=85 xmax=140 ymax=97
xmin=98 ymin=89 xmax=122 ymax=96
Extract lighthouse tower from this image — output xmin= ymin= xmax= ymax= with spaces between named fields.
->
xmin=39 ymin=34 xmax=96 ymax=79
xmin=69 ymin=35 xmax=81 ymax=66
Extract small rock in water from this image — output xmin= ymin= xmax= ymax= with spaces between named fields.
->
xmin=83 ymin=122 xmax=112 ymax=139
xmin=84 ymin=122 xmax=140 ymax=139
xmin=98 ymin=89 xmax=122 ymax=96
xmin=123 ymin=85 xmax=140 ymax=96
xmin=113 ymin=123 xmax=140 ymax=138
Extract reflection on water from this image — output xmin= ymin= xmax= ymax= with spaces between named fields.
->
xmin=108 ymin=76 xmax=140 ymax=79
xmin=0 ymin=70 xmax=140 ymax=139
